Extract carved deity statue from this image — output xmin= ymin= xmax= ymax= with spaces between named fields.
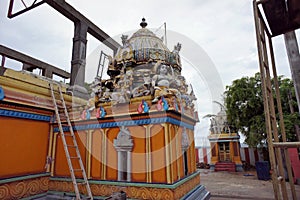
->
xmin=132 ymin=70 xmax=154 ymax=98
xmin=111 ymin=68 xmax=132 ymax=104
xmin=152 ymin=63 xmax=179 ymax=102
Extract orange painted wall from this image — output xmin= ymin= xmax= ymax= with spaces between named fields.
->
xmin=131 ymin=126 xmax=146 ymax=182
xmin=105 ymin=128 xmax=118 ymax=181
xmin=0 ymin=117 xmax=49 ymax=178
xmin=54 ymin=131 xmax=87 ymax=177
xmin=151 ymin=125 xmax=166 ymax=183
xmin=169 ymin=125 xmax=178 ymax=182
xmin=91 ymin=129 xmax=102 ymax=179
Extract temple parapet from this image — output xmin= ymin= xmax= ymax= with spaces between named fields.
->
xmin=91 ymin=19 xmax=198 ymax=124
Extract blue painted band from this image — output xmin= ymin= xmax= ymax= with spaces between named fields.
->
xmin=0 ymin=109 xmax=51 ymax=122
xmin=53 ymin=116 xmax=194 ymax=132
xmin=0 ymin=86 xmax=4 ymax=100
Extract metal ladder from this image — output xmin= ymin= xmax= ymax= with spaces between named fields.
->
xmin=49 ymin=83 xmax=93 ymax=200
xmin=96 ymin=50 xmax=108 ymax=81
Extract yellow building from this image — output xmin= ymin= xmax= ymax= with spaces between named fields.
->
xmin=207 ymin=109 xmax=243 ymax=172
xmin=0 ymin=19 xmax=210 ymax=199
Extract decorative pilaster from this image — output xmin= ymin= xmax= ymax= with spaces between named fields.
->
xmin=174 ymin=125 xmax=181 ymax=180
xmin=101 ymin=129 xmax=108 ymax=180
xmin=162 ymin=123 xmax=171 ymax=184
xmin=168 ymin=124 xmax=174 ymax=183
xmin=144 ymin=125 xmax=153 ymax=183
xmin=46 ymin=126 xmax=54 ymax=173
xmin=114 ymin=126 xmax=134 ymax=181
xmin=181 ymin=127 xmax=190 ymax=176
xmin=86 ymin=130 xmax=93 ymax=179
xmin=181 ymin=128 xmax=189 ymax=152
xmin=51 ymin=132 xmax=59 ymax=176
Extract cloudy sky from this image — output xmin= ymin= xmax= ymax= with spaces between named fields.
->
xmin=0 ymin=0 xmax=298 ymax=145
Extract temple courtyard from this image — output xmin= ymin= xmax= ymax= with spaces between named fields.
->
xmin=199 ymin=169 xmax=300 ymax=199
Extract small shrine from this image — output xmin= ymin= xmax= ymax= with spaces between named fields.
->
xmin=207 ymin=105 xmax=243 ymax=172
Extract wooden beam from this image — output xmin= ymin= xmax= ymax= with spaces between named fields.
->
xmin=273 ymin=142 xmax=300 ymax=148
xmin=0 ymin=44 xmax=70 ymax=79
xmin=44 ymin=0 xmax=120 ymax=53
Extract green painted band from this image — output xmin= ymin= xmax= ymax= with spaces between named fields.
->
xmin=50 ymin=171 xmax=200 ymax=189
xmin=0 ymin=173 xmax=50 ymax=184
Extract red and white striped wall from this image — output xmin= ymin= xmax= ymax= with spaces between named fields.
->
xmin=195 ymin=146 xmax=264 ymax=165
xmin=240 ymin=147 xmax=264 ymax=166
xmin=195 ymin=147 xmax=211 ymax=164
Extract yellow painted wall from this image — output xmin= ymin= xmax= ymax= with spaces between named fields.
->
xmin=0 ymin=117 xmax=49 ymax=178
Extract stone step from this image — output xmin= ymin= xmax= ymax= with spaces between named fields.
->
xmin=215 ymin=169 xmax=236 ymax=172
xmin=215 ymin=162 xmax=236 ymax=172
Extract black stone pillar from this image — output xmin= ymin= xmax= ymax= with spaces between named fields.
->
xmin=69 ymin=21 xmax=89 ymax=99
xmin=71 ymin=20 xmax=88 ymax=86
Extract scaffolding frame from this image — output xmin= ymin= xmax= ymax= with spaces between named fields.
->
xmin=253 ymin=1 xmax=300 ymax=199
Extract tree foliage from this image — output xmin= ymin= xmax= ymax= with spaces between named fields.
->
xmin=224 ymin=73 xmax=299 ymax=147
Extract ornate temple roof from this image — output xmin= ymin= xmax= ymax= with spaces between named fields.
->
xmin=128 ymin=20 xmax=170 ymax=52
xmin=92 ymin=18 xmax=198 ymax=122
xmin=111 ymin=18 xmax=181 ymax=74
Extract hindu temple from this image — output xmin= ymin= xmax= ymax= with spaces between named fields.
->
xmin=0 ymin=16 xmax=210 ymax=199
xmin=207 ymin=106 xmax=243 ymax=172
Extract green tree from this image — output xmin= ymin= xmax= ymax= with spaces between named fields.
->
xmin=224 ymin=73 xmax=299 ymax=147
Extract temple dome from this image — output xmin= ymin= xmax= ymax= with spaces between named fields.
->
xmin=128 ymin=28 xmax=170 ymax=52
xmin=112 ymin=18 xmax=181 ymax=72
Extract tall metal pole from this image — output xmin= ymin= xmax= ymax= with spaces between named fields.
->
xmin=288 ymin=90 xmax=300 ymax=141
xmin=284 ymin=31 xmax=300 ymax=115
xmin=164 ymin=22 xmax=167 ymax=47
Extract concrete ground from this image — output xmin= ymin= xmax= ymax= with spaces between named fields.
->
xmin=199 ymin=169 xmax=300 ymax=200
